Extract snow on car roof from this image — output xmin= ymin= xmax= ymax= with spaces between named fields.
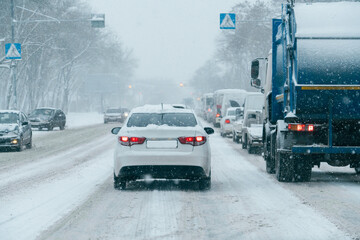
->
xmin=131 ymin=104 xmax=193 ymax=114
xmin=0 ymin=110 xmax=20 ymax=114
xmin=214 ymin=89 xmax=247 ymax=94
xmin=295 ymin=2 xmax=360 ymax=38
xmin=35 ymin=107 xmax=57 ymax=110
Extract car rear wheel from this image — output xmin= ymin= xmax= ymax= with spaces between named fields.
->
xmin=114 ymin=174 xmax=127 ymax=190
xmin=60 ymin=124 xmax=65 ymax=130
xmin=48 ymin=125 xmax=53 ymax=131
xmin=199 ymin=172 xmax=211 ymax=190
xmin=242 ymin=135 xmax=247 ymax=149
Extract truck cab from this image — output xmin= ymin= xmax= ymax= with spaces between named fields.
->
xmin=251 ymin=1 xmax=360 ymax=182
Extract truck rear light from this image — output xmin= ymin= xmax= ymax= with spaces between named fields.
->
xmin=178 ymin=136 xmax=206 ymax=146
xmin=307 ymin=125 xmax=314 ymax=132
xmin=216 ymin=113 xmax=221 ymax=118
xmin=288 ymin=124 xmax=314 ymax=132
xmin=119 ymin=136 xmax=146 ymax=146
xmin=225 ymin=119 xmax=230 ymax=124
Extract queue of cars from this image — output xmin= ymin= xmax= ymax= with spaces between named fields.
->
xmin=0 ymin=107 xmax=67 ymax=152
xmin=200 ymin=89 xmax=264 ymax=154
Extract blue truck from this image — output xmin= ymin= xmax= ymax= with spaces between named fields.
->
xmin=250 ymin=1 xmax=360 ymax=182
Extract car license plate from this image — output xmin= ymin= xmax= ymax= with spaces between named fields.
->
xmin=146 ymin=140 xmax=178 ymax=149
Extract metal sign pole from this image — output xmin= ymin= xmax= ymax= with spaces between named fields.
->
xmin=10 ymin=0 xmax=17 ymax=109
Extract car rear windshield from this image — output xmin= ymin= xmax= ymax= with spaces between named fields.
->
xmin=106 ymin=109 xmax=121 ymax=113
xmin=30 ymin=109 xmax=54 ymax=116
xmin=127 ymin=113 xmax=197 ymax=127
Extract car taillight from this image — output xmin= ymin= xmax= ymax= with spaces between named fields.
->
xmin=178 ymin=136 xmax=206 ymax=146
xmin=225 ymin=119 xmax=230 ymax=124
xmin=288 ymin=124 xmax=314 ymax=132
xmin=216 ymin=113 xmax=221 ymax=118
xmin=119 ymin=136 xmax=146 ymax=146
xmin=208 ymin=108 xmax=211 ymax=112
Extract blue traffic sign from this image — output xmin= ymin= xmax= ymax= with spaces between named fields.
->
xmin=5 ymin=43 xmax=21 ymax=60
xmin=220 ymin=13 xmax=236 ymax=29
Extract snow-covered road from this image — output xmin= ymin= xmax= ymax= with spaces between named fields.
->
xmin=0 ymin=119 xmax=359 ymax=240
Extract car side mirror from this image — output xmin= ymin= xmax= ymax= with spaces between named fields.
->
xmin=204 ymin=127 xmax=214 ymax=135
xmin=111 ymin=127 xmax=121 ymax=135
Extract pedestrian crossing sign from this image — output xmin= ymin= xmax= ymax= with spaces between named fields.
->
xmin=5 ymin=43 xmax=21 ymax=60
xmin=220 ymin=13 xmax=236 ymax=29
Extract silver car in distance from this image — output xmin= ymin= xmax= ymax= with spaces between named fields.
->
xmin=111 ymin=104 xmax=214 ymax=190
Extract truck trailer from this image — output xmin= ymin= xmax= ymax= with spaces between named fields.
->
xmin=251 ymin=1 xmax=360 ymax=182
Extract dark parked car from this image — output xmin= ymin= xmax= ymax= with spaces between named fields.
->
xmin=29 ymin=108 xmax=66 ymax=131
xmin=0 ymin=110 xmax=32 ymax=151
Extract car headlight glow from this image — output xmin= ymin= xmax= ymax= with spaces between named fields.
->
xmin=11 ymin=139 xmax=18 ymax=144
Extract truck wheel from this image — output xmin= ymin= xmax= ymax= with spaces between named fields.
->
xmin=275 ymin=151 xmax=294 ymax=182
xmin=242 ymin=135 xmax=247 ymax=149
xmin=294 ymin=156 xmax=312 ymax=182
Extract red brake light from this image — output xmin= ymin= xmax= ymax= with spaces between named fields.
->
xmin=119 ymin=136 xmax=146 ymax=146
xmin=288 ymin=124 xmax=314 ymax=132
xmin=208 ymin=108 xmax=211 ymax=112
xmin=297 ymin=124 xmax=305 ymax=131
xmin=225 ymin=119 xmax=230 ymax=124
xmin=120 ymin=136 xmax=128 ymax=142
xmin=178 ymin=136 xmax=206 ymax=146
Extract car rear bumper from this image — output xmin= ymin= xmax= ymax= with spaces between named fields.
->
xmin=114 ymin=146 xmax=211 ymax=179
xmin=223 ymin=124 xmax=233 ymax=133
xmin=118 ymin=165 xmax=207 ymax=180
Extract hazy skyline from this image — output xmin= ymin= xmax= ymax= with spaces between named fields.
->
xmin=88 ymin=0 xmax=240 ymax=84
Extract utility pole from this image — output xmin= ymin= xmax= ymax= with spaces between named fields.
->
xmin=9 ymin=0 xmax=17 ymax=109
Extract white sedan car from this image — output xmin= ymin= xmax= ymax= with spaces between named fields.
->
xmin=111 ymin=104 xmax=214 ymax=190
xmin=220 ymin=107 xmax=241 ymax=137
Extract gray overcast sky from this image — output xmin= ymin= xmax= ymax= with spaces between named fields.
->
xmin=88 ymin=0 xmax=240 ymax=84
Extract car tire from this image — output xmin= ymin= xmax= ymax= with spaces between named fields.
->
xmin=60 ymin=124 xmax=65 ymax=130
xmin=232 ymin=132 xmax=236 ymax=142
xmin=242 ymin=135 xmax=247 ymax=149
xmin=39 ymin=127 xmax=42 ymax=131
xmin=199 ymin=173 xmax=211 ymax=190
xmin=48 ymin=124 xmax=53 ymax=131
xmin=247 ymin=143 xmax=253 ymax=154
xmin=355 ymin=167 xmax=360 ymax=174
xmin=114 ymin=174 xmax=127 ymax=190
xmin=17 ymin=138 xmax=23 ymax=152
xmin=26 ymin=136 xmax=32 ymax=149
